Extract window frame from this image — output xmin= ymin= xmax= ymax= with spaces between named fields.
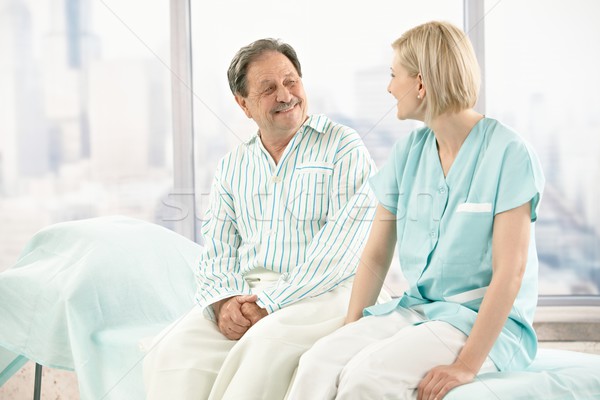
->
xmin=171 ymin=0 xmax=600 ymax=306
xmin=169 ymin=0 xmax=197 ymax=242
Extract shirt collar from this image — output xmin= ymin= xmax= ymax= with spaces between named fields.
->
xmin=303 ymin=114 xmax=329 ymax=134
xmin=244 ymin=114 xmax=328 ymax=145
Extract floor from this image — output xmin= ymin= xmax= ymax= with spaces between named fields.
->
xmin=0 ymin=363 xmax=78 ymax=400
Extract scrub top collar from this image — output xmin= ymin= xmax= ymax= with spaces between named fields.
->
xmin=429 ymin=117 xmax=487 ymax=184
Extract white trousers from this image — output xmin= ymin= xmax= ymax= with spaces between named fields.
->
xmin=287 ymin=308 xmax=498 ymax=400
xmin=142 ymin=270 xmax=353 ymax=400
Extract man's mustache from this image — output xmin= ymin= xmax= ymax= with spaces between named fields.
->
xmin=272 ymin=99 xmax=300 ymax=113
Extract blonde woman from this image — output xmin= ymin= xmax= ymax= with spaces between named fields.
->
xmin=287 ymin=21 xmax=544 ymax=400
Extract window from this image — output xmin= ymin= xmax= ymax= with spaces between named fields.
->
xmin=484 ymin=0 xmax=600 ymax=297
xmin=190 ymin=0 xmax=462 ymax=295
xmin=0 ymin=0 xmax=173 ymax=272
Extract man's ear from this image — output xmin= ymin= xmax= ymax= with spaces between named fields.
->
xmin=235 ymin=94 xmax=253 ymax=118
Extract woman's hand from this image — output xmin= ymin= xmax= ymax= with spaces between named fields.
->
xmin=417 ymin=362 xmax=475 ymax=400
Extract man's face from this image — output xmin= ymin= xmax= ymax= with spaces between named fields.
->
xmin=235 ymin=51 xmax=307 ymax=139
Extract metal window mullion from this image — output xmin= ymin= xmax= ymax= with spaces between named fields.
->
xmin=538 ymin=296 xmax=600 ymax=307
xmin=169 ymin=0 xmax=196 ymax=241
xmin=464 ymin=0 xmax=486 ymax=115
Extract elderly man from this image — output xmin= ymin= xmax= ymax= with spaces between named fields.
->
xmin=143 ymin=38 xmax=377 ymax=400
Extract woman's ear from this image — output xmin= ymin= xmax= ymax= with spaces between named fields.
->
xmin=416 ymin=73 xmax=426 ymax=99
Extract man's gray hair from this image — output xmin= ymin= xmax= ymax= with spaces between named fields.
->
xmin=227 ymin=38 xmax=302 ymax=97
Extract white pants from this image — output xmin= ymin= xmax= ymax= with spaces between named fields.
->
xmin=142 ymin=270 xmax=353 ymax=400
xmin=287 ymin=308 xmax=498 ymax=400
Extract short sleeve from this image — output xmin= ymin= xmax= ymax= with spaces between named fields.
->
xmin=495 ymin=140 xmax=545 ymax=222
xmin=369 ymin=142 xmax=400 ymax=215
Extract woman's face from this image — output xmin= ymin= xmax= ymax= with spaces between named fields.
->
xmin=387 ymin=52 xmax=423 ymax=121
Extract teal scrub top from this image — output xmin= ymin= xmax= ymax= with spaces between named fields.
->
xmin=365 ymin=118 xmax=545 ymax=371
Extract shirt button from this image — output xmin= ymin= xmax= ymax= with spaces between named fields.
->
xmin=439 ymin=186 xmax=446 ymax=194
xmin=272 ymin=176 xmax=282 ymax=183
xmin=430 ymin=231 xmax=436 ymax=238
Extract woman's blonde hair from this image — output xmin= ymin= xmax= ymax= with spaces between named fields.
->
xmin=392 ymin=21 xmax=480 ymax=124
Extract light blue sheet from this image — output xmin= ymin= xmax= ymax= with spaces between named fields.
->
xmin=0 ymin=216 xmax=199 ymax=399
xmin=447 ymin=347 xmax=600 ymax=399
xmin=1 ymin=216 xmax=599 ymax=399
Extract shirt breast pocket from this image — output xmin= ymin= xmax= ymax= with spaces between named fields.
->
xmin=287 ymin=162 xmax=333 ymax=223
xmin=445 ymin=203 xmax=493 ymax=263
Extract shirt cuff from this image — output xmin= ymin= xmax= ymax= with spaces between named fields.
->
xmin=196 ymin=291 xmax=245 ymax=322
xmin=256 ymin=291 xmax=282 ymax=314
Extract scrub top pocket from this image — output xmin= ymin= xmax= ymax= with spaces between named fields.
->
xmin=444 ymin=208 xmax=493 ymax=263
